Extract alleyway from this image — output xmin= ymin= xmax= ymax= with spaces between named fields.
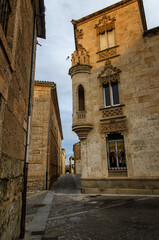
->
xmin=25 ymin=175 xmax=159 ymax=240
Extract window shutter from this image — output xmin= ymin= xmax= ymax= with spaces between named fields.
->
xmin=100 ymin=33 xmax=107 ymax=50
xmin=108 ymin=30 xmax=115 ymax=48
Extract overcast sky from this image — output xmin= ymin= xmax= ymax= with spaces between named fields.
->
xmin=35 ymin=0 xmax=159 ymax=164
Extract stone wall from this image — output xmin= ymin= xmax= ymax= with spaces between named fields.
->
xmin=69 ymin=0 xmax=159 ymax=194
xmin=28 ymin=82 xmax=63 ymax=191
xmin=0 ymin=0 xmax=45 ymax=238
xmin=73 ymin=142 xmax=81 ymax=174
xmin=0 ymin=1 xmax=34 ymax=239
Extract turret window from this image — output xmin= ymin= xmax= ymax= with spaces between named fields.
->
xmin=78 ymin=85 xmax=85 ymax=111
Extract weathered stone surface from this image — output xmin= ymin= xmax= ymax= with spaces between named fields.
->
xmin=0 ymin=1 xmax=45 ymax=239
xmin=73 ymin=142 xmax=81 ymax=174
xmin=28 ymin=82 xmax=63 ymax=191
xmin=69 ymin=0 xmax=159 ymax=194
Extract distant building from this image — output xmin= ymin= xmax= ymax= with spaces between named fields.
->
xmin=0 ymin=1 xmax=46 ymax=239
xmin=69 ymin=156 xmax=75 ymax=174
xmin=73 ymin=142 xmax=81 ymax=174
xmin=61 ymin=148 xmax=66 ymax=174
xmin=69 ymin=0 xmax=159 ymax=194
xmin=65 ymin=164 xmax=70 ymax=173
xmin=28 ymin=81 xmax=63 ymax=190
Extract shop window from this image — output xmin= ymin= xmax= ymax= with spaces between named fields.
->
xmin=0 ymin=0 xmax=11 ymax=36
xmin=107 ymin=134 xmax=127 ymax=170
xmin=99 ymin=29 xmax=115 ymax=51
xmin=78 ymin=85 xmax=85 ymax=111
xmin=103 ymin=81 xmax=120 ymax=107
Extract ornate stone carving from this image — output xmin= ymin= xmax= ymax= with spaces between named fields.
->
xmin=95 ymin=15 xmax=116 ymax=35
xmin=71 ymin=44 xmax=90 ymax=67
xmin=77 ymin=111 xmax=86 ymax=120
xmin=75 ymin=28 xmax=84 ymax=40
xmin=69 ymin=64 xmax=92 ymax=77
xmin=98 ymin=60 xmax=121 ymax=85
xmin=101 ymin=119 xmax=127 ymax=133
xmin=102 ymin=106 xmax=123 ymax=119
xmin=108 ymin=170 xmax=127 ymax=177
xmin=72 ymin=124 xmax=93 ymax=140
xmin=98 ymin=47 xmax=118 ymax=61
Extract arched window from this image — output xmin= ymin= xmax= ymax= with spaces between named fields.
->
xmin=78 ymin=85 xmax=85 ymax=111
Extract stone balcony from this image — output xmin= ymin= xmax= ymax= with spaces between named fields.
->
xmin=99 ymin=105 xmax=127 ymax=134
xmin=72 ymin=123 xmax=93 ymax=141
xmin=72 ymin=111 xmax=93 ymax=140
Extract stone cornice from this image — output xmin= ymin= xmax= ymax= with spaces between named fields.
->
xmin=71 ymin=0 xmax=136 ymax=26
xmin=143 ymin=26 xmax=159 ymax=37
xmin=69 ymin=64 xmax=92 ymax=77
xmin=72 ymin=124 xmax=93 ymax=140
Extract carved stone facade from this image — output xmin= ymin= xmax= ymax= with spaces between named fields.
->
xmin=97 ymin=46 xmax=119 ymax=62
xmin=95 ymin=15 xmax=116 ymax=35
xmin=69 ymin=0 xmax=159 ymax=194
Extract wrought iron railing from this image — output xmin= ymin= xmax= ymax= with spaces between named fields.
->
xmin=0 ymin=0 xmax=11 ymax=36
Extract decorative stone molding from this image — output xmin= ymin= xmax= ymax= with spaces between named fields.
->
xmin=72 ymin=124 xmax=93 ymax=140
xmin=98 ymin=60 xmax=121 ymax=85
xmin=100 ymin=119 xmax=127 ymax=133
xmin=108 ymin=170 xmax=127 ymax=177
xmin=77 ymin=111 xmax=86 ymax=120
xmin=97 ymin=46 xmax=119 ymax=62
xmin=71 ymin=44 xmax=90 ymax=67
xmin=69 ymin=64 xmax=92 ymax=77
xmin=95 ymin=15 xmax=116 ymax=35
xmin=101 ymin=106 xmax=124 ymax=119
xmin=75 ymin=28 xmax=84 ymax=40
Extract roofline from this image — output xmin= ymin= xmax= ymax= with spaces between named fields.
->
xmin=34 ymin=80 xmax=55 ymax=87
xmin=72 ymin=0 xmax=137 ymax=25
xmin=71 ymin=0 xmax=149 ymax=33
xmin=143 ymin=26 xmax=159 ymax=37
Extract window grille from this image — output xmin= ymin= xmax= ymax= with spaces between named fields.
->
xmin=0 ymin=0 xmax=11 ymax=36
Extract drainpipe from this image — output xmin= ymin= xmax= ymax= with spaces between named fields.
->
xmin=46 ymin=89 xmax=51 ymax=190
xmin=20 ymin=15 xmax=37 ymax=239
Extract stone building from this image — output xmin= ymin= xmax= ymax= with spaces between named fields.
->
xmin=69 ymin=0 xmax=159 ymax=194
xmin=69 ymin=156 xmax=75 ymax=174
xmin=0 ymin=0 xmax=45 ymax=239
xmin=73 ymin=142 xmax=81 ymax=174
xmin=61 ymin=148 xmax=66 ymax=174
xmin=28 ymin=81 xmax=63 ymax=190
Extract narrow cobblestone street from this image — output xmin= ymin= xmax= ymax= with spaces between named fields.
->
xmin=24 ymin=174 xmax=159 ymax=240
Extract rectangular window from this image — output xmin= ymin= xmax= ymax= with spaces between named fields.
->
xmin=107 ymin=30 xmax=115 ymax=48
xmin=100 ymin=30 xmax=115 ymax=51
xmin=103 ymin=84 xmax=111 ymax=107
xmin=111 ymin=82 xmax=120 ymax=105
xmin=107 ymin=136 xmax=127 ymax=170
xmin=100 ymin=32 xmax=108 ymax=50
xmin=103 ymin=81 xmax=120 ymax=107
xmin=0 ymin=0 xmax=11 ymax=36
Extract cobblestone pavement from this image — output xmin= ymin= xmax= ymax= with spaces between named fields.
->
xmin=24 ymin=175 xmax=159 ymax=240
